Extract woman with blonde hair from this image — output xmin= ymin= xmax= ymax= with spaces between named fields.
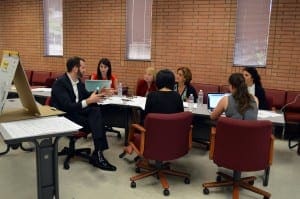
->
xmin=136 ymin=67 xmax=157 ymax=97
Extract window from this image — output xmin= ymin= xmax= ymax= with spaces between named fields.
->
xmin=126 ymin=0 xmax=152 ymax=60
xmin=233 ymin=0 xmax=272 ymax=66
xmin=43 ymin=0 xmax=63 ymax=56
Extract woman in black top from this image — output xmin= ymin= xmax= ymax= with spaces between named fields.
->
xmin=174 ymin=67 xmax=197 ymax=102
xmin=242 ymin=67 xmax=268 ymax=110
xmin=144 ymin=69 xmax=184 ymax=116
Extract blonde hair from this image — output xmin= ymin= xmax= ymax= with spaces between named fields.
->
xmin=145 ymin=67 xmax=156 ymax=80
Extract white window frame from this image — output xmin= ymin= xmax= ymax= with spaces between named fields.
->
xmin=233 ymin=0 xmax=272 ymax=66
xmin=126 ymin=0 xmax=152 ymax=60
xmin=43 ymin=0 xmax=63 ymax=56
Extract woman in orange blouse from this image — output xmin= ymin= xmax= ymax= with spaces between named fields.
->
xmin=91 ymin=58 xmax=118 ymax=90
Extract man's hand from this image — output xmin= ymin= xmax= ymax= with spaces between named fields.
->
xmin=86 ymin=91 xmax=105 ymax=105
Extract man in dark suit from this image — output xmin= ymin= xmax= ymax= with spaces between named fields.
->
xmin=51 ymin=56 xmax=116 ymax=171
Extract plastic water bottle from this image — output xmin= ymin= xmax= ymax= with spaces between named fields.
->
xmin=188 ymin=94 xmax=194 ymax=111
xmin=117 ymin=82 xmax=123 ymax=97
xmin=197 ymin=89 xmax=203 ymax=108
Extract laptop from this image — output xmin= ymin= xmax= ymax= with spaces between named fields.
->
xmin=207 ymin=93 xmax=228 ymax=111
xmin=85 ymin=80 xmax=111 ymax=92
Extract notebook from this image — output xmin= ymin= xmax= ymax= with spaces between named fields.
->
xmin=207 ymin=93 xmax=228 ymax=111
xmin=85 ymin=80 xmax=111 ymax=92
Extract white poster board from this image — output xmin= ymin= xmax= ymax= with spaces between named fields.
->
xmin=0 ymin=51 xmax=20 ymax=114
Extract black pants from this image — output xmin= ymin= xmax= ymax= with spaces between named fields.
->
xmin=66 ymin=106 xmax=108 ymax=151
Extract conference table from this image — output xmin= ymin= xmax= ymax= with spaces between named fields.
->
xmin=0 ymin=99 xmax=82 ymax=199
xmin=99 ymin=96 xmax=285 ymax=145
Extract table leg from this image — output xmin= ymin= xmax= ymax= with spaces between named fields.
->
xmin=34 ymin=137 xmax=61 ymax=199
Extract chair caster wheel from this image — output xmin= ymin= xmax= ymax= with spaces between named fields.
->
xmin=203 ymin=188 xmax=209 ymax=195
xmin=248 ymin=180 xmax=254 ymax=185
xmin=163 ymin=189 xmax=170 ymax=196
xmin=135 ymin=167 xmax=141 ymax=173
xmin=216 ymin=175 xmax=222 ymax=182
xmin=184 ymin=178 xmax=190 ymax=184
xmin=63 ymin=163 xmax=70 ymax=170
xmin=130 ymin=181 xmax=136 ymax=188
xmin=119 ymin=152 xmax=126 ymax=158
xmin=133 ymin=156 xmax=140 ymax=162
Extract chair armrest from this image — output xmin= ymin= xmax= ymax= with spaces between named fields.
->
xmin=269 ymin=134 xmax=275 ymax=165
xmin=189 ymin=125 xmax=193 ymax=149
xmin=129 ymin=123 xmax=146 ymax=155
xmin=209 ymin=127 xmax=216 ymax=160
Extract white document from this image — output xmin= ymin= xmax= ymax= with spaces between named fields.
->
xmin=31 ymin=87 xmax=52 ymax=92
xmin=0 ymin=116 xmax=82 ymax=140
xmin=258 ymin=110 xmax=282 ymax=118
xmin=100 ymin=96 xmax=146 ymax=110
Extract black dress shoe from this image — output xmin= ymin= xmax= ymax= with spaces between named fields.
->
xmin=90 ymin=151 xmax=117 ymax=171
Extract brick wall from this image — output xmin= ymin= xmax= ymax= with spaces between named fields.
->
xmin=0 ymin=0 xmax=299 ymax=93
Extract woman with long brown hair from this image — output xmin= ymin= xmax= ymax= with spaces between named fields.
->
xmin=210 ymin=73 xmax=258 ymax=120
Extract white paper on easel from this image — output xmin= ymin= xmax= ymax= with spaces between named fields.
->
xmin=0 ymin=51 xmax=20 ymax=114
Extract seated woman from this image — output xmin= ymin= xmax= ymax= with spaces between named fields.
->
xmin=136 ymin=67 xmax=157 ymax=97
xmin=174 ymin=67 xmax=197 ymax=102
xmin=242 ymin=67 xmax=268 ymax=110
xmin=210 ymin=73 xmax=258 ymax=120
xmin=123 ymin=69 xmax=184 ymax=155
xmin=91 ymin=58 xmax=118 ymax=93
xmin=144 ymin=69 xmax=184 ymax=115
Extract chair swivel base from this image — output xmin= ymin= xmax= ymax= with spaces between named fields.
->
xmin=0 ymin=143 xmax=34 ymax=156
xmin=202 ymin=171 xmax=271 ymax=199
xmin=130 ymin=160 xmax=190 ymax=196
xmin=58 ymin=146 xmax=91 ymax=169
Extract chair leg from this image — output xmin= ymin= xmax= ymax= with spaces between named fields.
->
xmin=130 ymin=169 xmax=158 ymax=181
xmin=288 ymin=138 xmax=299 ymax=149
xmin=240 ymin=181 xmax=271 ymax=198
xmin=202 ymin=171 xmax=271 ymax=199
xmin=263 ymin=167 xmax=270 ymax=186
xmin=58 ymin=137 xmax=91 ymax=170
xmin=0 ymin=144 xmax=10 ymax=155
xmin=158 ymin=171 xmax=170 ymax=190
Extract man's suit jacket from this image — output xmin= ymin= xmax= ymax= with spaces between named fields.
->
xmin=51 ymin=73 xmax=91 ymax=114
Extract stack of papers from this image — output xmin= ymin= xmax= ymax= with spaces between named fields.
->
xmin=0 ymin=116 xmax=82 ymax=140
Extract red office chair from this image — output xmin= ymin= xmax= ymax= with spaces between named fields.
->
xmin=202 ymin=117 xmax=274 ymax=199
xmin=122 ymin=112 xmax=193 ymax=196
xmin=45 ymin=97 xmax=91 ymax=169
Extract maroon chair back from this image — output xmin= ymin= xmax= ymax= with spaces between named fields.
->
xmin=143 ymin=112 xmax=193 ymax=161
xmin=219 ymin=85 xmax=230 ymax=93
xmin=265 ymin=88 xmax=286 ymax=110
xmin=191 ymin=83 xmax=219 ymax=104
xmin=31 ymin=71 xmax=52 ymax=86
xmin=24 ymin=70 xmax=33 ymax=85
xmin=214 ymin=117 xmax=273 ymax=172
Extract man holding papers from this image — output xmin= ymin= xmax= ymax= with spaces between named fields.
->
xmin=51 ymin=56 xmax=116 ymax=171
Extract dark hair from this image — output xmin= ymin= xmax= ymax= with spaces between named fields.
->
xmin=177 ymin=67 xmax=192 ymax=85
xmin=229 ymin=73 xmax=254 ymax=115
xmin=66 ymin=56 xmax=85 ymax=72
xmin=97 ymin=58 xmax=112 ymax=80
xmin=243 ymin=67 xmax=263 ymax=87
xmin=155 ymin=69 xmax=175 ymax=90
